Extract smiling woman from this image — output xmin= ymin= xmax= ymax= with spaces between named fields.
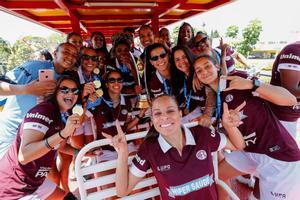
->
xmin=0 ymin=75 xmax=82 ymax=199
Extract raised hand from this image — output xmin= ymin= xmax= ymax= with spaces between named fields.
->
xmin=191 ymin=114 xmax=211 ymax=127
xmin=102 ymin=120 xmax=128 ymax=154
xmin=222 ymin=101 xmax=246 ymax=128
xmin=82 ymin=82 xmax=96 ymax=98
xmin=62 ymin=114 xmax=81 ymax=138
xmin=27 ymin=80 xmax=56 ymax=96
xmin=223 ymin=76 xmax=253 ymax=91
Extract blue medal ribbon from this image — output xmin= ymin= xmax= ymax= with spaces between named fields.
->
xmin=215 ymin=79 xmax=222 ymax=129
xmin=163 ymin=78 xmax=170 ymax=95
xmin=102 ymin=97 xmax=113 ymax=108
xmin=60 ymin=112 xmax=68 ymax=125
xmin=183 ymin=79 xmax=192 ymax=111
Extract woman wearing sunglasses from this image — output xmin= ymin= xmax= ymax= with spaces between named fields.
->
xmin=145 ymin=43 xmax=175 ymax=98
xmin=0 ymin=75 xmax=81 ymax=199
xmin=193 ymin=54 xmax=300 ymax=200
xmin=170 ymin=45 xmax=215 ymax=126
xmin=91 ymin=70 xmax=145 ymax=178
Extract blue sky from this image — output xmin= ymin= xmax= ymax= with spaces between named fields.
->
xmin=0 ymin=0 xmax=299 ymax=44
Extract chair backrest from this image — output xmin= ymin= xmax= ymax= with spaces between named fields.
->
xmin=75 ymin=122 xmax=239 ymax=200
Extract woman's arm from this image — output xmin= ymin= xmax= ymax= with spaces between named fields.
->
xmin=223 ymin=76 xmax=297 ymax=106
xmin=102 ymin=120 xmax=143 ymax=196
xmin=18 ymin=114 xmax=80 ymax=165
xmin=222 ymin=102 xmax=246 ymax=150
xmin=280 ymin=69 xmax=300 ymax=98
xmin=126 ymin=109 xmax=147 ymax=131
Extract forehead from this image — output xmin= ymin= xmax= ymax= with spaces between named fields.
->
xmin=116 ymin=43 xmax=129 ymax=50
xmin=152 ymin=96 xmax=177 ymax=109
xmin=151 ymin=47 xmax=165 ymax=55
xmin=108 ymin=71 xmax=121 ymax=78
xmin=161 ymin=29 xmax=169 ymax=35
xmin=140 ymin=28 xmax=153 ymax=35
xmin=59 ymin=44 xmax=77 ymax=53
xmin=174 ymin=49 xmax=185 ymax=57
xmin=82 ymin=48 xmax=96 ymax=55
xmin=195 ymin=34 xmax=206 ymax=41
xmin=60 ymin=79 xmax=77 ymax=87
xmin=93 ymin=34 xmax=103 ymax=39
xmin=69 ymin=35 xmax=82 ymax=40
xmin=181 ymin=25 xmax=192 ymax=32
xmin=194 ymin=57 xmax=213 ymax=68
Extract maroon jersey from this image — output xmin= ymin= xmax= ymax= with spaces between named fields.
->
xmin=215 ymin=47 xmax=236 ymax=72
xmin=130 ymin=126 xmax=226 ymax=199
xmin=149 ymin=70 xmax=172 ymax=98
xmin=221 ymin=74 xmax=300 ymax=162
xmin=92 ymin=95 xmax=132 ymax=151
xmin=0 ymin=102 xmax=61 ymax=199
xmin=270 ymin=42 xmax=300 ymax=122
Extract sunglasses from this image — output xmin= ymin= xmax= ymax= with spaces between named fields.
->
xmin=107 ymin=77 xmax=123 ymax=84
xmin=195 ymin=36 xmax=208 ymax=47
xmin=59 ymin=86 xmax=80 ymax=95
xmin=81 ymin=55 xmax=98 ymax=62
xmin=150 ymin=52 xmax=168 ymax=61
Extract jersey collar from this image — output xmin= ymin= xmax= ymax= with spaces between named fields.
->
xmin=158 ymin=125 xmax=196 ymax=153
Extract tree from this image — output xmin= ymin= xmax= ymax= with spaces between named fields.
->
xmin=0 ymin=37 xmax=11 ymax=73
xmin=7 ymin=39 xmax=32 ymax=70
xmin=237 ymin=19 xmax=262 ymax=57
xmin=225 ymin=25 xmax=239 ymax=39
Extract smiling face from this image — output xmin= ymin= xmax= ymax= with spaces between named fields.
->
xmin=194 ymin=57 xmax=219 ymax=85
xmin=68 ymin=34 xmax=83 ymax=51
xmin=194 ymin=33 xmax=211 ymax=53
xmin=151 ymin=96 xmax=182 ymax=137
xmin=179 ymin=24 xmax=193 ymax=45
xmin=115 ymin=43 xmax=130 ymax=62
xmin=139 ymin=27 xmax=154 ymax=48
xmin=92 ymin=34 xmax=105 ymax=49
xmin=80 ymin=48 xmax=98 ymax=75
xmin=174 ymin=49 xmax=190 ymax=75
xmin=56 ymin=79 xmax=79 ymax=112
xmin=149 ymin=47 xmax=169 ymax=72
xmin=106 ymin=71 xmax=123 ymax=95
xmin=54 ymin=43 xmax=78 ymax=71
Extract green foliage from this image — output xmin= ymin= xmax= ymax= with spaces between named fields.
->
xmin=237 ymin=19 xmax=263 ymax=57
xmin=210 ymin=30 xmax=220 ymax=39
xmin=7 ymin=40 xmax=32 ymax=71
xmin=225 ymin=25 xmax=239 ymax=38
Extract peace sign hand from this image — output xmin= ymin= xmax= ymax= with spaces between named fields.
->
xmin=222 ymin=101 xmax=246 ymax=128
xmin=223 ymin=76 xmax=253 ymax=92
xmin=102 ymin=120 xmax=128 ymax=154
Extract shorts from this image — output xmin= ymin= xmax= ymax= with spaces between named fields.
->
xmin=96 ymin=142 xmax=137 ymax=162
xmin=19 ymin=179 xmax=57 ymax=200
xmin=224 ymin=151 xmax=300 ymax=200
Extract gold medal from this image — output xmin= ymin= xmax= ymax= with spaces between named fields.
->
xmin=96 ymin=89 xmax=103 ymax=97
xmin=72 ymin=104 xmax=84 ymax=116
xmin=93 ymin=68 xmax=100 ymax=75
xmin=93 ymin=80 xmax=101 ymax=88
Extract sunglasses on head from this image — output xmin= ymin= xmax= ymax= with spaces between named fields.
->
xmin=195 ymin=36 xmax=208 ymax=47
xmin=107 ymin=77 xmax=123 ymax=84
xmin=150 ymin=52 xmax=168 ymax=61
xmin=59 ymin=86 xmax=80 ymax=95
xmin=81 ymin=54 xmax=98 ymax=62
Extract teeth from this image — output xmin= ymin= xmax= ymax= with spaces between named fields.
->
xmin=160 ymin=123 xmax=171 ymax=128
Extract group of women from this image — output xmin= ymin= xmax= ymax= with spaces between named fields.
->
xmin=0 ymin=21 xmax=299 ymax=200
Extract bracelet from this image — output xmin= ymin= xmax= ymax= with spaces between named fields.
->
xmin=58 ymin=131 xmax=67 ymax=140
xmin=45 ymin=138 xmax=54 ymax=150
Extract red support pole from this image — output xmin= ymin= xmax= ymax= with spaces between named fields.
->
xmin=151 ymin=15 xmax=159 ymax=37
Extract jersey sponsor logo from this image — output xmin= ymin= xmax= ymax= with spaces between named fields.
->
xmin=35 ymin=166 xmax=51 ymax=178
xmin=134 ymin=154 xmax=146 ymax=166
xmin=19 ymin=66 xmax=32 ymax=77
xmin=167 ymin=174 xmax=214 ymax=198
xmin=157 ymin=164 xmax=171 ymax=172
xmin=23 ymin=122 xmax=49 ymax=134
xmin=26 ymin=112 xmax=53 ymax=125
xmin=196 ymin=150 xmax=207 ymax=160
xmin=225 ymin=94 xmax=234 ymax=102
xmin=280 ymin=53 xmax=300 ymax=62
xmin=243 ymin=132 xmax=257 ymax=146
xmin=103 ymin=121 xmax=125 ymax=129
xmin=270 ymin=191 xmax=287 ymax=199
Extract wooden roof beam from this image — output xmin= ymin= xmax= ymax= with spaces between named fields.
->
xmin=3 ymin=1 xmax=59 ymax=10
xmin=54 ymin=0 xmax=87 ymax=33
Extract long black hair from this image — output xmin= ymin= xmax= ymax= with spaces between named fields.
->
xmin=176 ymin=22 xmax=195 ymax=47
xmin=144 ymin=95 xmax=179 ymax=141
xmin=170 ymin=45 xmax=196 ymax=96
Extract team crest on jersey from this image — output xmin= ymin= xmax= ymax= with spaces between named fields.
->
xmin=121 ymin=109 xmax=128 ymax=115
xmin=196 ymin=150 xmax=207 ymax=160
xmin=225 ymin=94 xmax=234 ymax=102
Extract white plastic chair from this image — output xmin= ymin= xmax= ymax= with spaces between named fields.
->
xmin=75 ymin=122 xmax=239 ymax=200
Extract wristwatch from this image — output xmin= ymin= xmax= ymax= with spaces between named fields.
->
xmin=252 ymin=79 xmax=262 ymax=91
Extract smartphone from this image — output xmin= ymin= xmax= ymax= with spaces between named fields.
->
xmin=39 ymin=69 xmax=54 ymax=81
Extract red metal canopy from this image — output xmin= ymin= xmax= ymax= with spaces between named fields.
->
xmin=0 ymin=0 xmax=234 ymax=38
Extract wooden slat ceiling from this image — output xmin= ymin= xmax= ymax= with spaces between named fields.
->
xmin=0 ymin=0 xmax=234 ymax=39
